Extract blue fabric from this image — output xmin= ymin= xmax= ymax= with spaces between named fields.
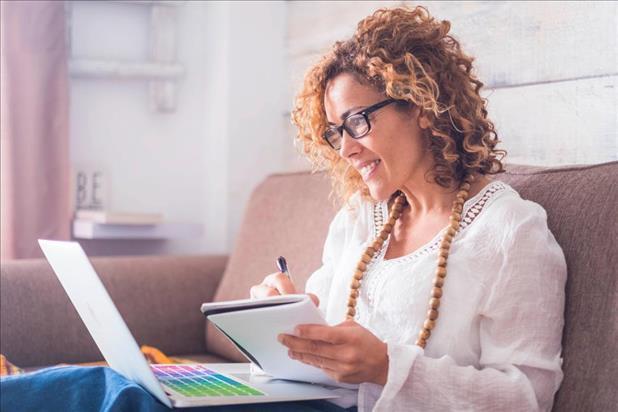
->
xmin=0 ymin=366 xmax=356 ymax=412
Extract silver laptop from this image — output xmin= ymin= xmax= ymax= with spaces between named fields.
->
xmin=38 ymin=239 xmax=339 ymax=408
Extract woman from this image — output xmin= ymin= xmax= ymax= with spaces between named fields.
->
xmin=1 ymin=6 xmax=566 ymax=412
xmin=252 ymin=6 xmax=566 ymax=412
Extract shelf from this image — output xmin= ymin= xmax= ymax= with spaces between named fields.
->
xmin=73 ymin=220 xmax=203 ymax=240
xmin=69 ymin=59 xmax=185 ymax=80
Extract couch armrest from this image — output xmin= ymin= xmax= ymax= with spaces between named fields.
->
xmin=0 ymin=254 xmax=228 ymax=368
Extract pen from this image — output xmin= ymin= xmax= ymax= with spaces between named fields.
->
xmin=276 ymin=256 xmax=294 ymax=284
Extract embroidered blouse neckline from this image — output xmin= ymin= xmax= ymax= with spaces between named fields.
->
xmin=371 ymin=180 xmax=508 ymax=265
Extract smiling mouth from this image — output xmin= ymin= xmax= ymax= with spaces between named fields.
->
xmin=360 ymin=160 xmax=381 ymax=180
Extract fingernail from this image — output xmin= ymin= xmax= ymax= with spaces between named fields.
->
xmin=277 ymin=334 xmax=284 ymax=343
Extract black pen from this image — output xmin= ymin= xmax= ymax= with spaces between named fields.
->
xmin=276 ymin=256 xmax=294 ymax=284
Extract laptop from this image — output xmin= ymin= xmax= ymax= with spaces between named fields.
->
xmin=38 ymin=239 xmax=339 ymax=408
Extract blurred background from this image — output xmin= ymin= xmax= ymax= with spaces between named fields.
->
xmin=1 ymin=0 xmax=616 ymax=259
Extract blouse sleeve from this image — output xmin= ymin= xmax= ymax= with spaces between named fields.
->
xmin=304 ymin=201 xmax=353 ymax=314
xmin=366 ymin=200 xmax=567 ymax=412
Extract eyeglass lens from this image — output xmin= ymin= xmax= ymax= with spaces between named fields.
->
xmin=325 ymin=114 xmax=369 ymax=150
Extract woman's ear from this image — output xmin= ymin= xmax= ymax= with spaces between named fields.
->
xmin=411 ymin=106 xmax=431 ymax=130
xmin=418 ymin=114 xmax=431 ymax=130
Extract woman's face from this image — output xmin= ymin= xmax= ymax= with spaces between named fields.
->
xmin=324 ymin=72 xmax=433 ymax=201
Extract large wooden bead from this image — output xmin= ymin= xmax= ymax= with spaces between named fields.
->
xmin=387 ymin=216 xmax=397 ymax=226
xmin=353 ymin=270 xmax=364 ymax=280
xmin=372 ymin=239 xmax=383 ymax=250
xmin=431 ymin=287 xmax=443 ymax=298
xmin=435 ymin=267 xmax=447 ymax=278
xmin=394 ymin=203 xmax=404 ymax=212
xmin=366 ymin=247 xmax=376 ymax=257
xmin=347 ymin=297 xmax=356 ymax=307
xmin=427 ymin=309 xmax=439 ymax=320
xmin=429 ymin=297 xmax=441 ymax=309
xmin=350 ymin=279 xmax=361 ymax=289
xmin=361 ymin=254 xmax=372 ymax=264
xmin=357 ymin=261 xmax=367 ymax=271
xmin=460 ymin=182 xmax=471 ymax=192
xmin=423 ymin=319 xmax=436 ymax=330
xmin=415 ymin=339 xmax=427 ymax=348
xmin=450 ymin=221 xmax=460 ymax=231
xmin=347 ymin=307 xmax=356 ymax=317
xmin=437 ymin=256 xmax=447 ymax=267
xmin=419 ymin=329 xmax=431 ymax=340
xmin=446 ymin=227 xmax=457 ymax=237
xmin=433 ymin=277 xmax=445 ymax=288
xmin=438 ymin=249 xmax=449 ymax=259
xmin=382 ymin=223 xmax=393 ymax=233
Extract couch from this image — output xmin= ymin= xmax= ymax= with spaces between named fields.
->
xmin=1 ymin=162 xmax=616 ymax=411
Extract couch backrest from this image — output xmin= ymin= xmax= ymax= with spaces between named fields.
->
xmin=0 ymin=255 xmax=227 ymax=367
xmin=497 ymin=162 xmax=617 ymax=412
xmin=207 ymin=162 xmax=617 ymax=411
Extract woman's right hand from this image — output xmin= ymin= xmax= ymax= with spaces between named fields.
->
xmin=250 ymin=272 xmax=296 ymax=299
xmin=249 ymin=272 xmax=320 ymax=307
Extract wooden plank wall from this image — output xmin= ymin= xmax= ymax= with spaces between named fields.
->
xmin=285 ymin=1 xmax=617 ymax=168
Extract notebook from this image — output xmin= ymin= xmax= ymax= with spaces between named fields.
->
xmin=202 ymin=295 xmax=358 ymax=389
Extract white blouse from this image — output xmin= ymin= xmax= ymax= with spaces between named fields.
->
xmin=305 ymin=180 xmax=567 ymax=412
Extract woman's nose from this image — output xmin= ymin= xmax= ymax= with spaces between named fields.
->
xmin=339 ymin=130 xmax=361 ymax=159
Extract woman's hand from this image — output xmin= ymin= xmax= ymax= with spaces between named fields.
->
xmin=249 ymin=273 xmax=320 ymax=306
xmin=277 ymin=319 xmax=388 ymax=385
xmin=250 ymin=272 xmax=296 ymax=298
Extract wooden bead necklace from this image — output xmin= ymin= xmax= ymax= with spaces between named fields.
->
xmin=346 ymin=175 xmax=474 ymax=349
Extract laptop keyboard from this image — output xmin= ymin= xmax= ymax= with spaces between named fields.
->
xmin=151 ymin=364 xmax=265 ymax=397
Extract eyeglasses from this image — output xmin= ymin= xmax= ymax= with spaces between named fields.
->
xmin=323 ymin=98 xmax=397 ymax=151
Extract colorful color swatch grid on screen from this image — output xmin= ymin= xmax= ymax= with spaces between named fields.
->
xmin=151 ymin=364 xmax=265 ymax=397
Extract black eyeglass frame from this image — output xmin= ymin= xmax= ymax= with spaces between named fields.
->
xmin=322 ymin=98 xmax=398 ymax=150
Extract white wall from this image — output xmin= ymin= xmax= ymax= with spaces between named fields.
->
xmin=70 ymin=1 xmax=616 ymax=257
xmin=224 ymin=1 xmax=289 ymax=251
xmin=287 ymin=1 xmax=618 ymax=166
xmin=69 ymin=1 xmax=289 ymax=256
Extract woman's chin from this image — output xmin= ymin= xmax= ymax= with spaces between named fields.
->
xmin=367 ymin=185 xmax=393 ymax=202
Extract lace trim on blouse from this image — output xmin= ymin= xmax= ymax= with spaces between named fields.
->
xmin=358 ymin=181 xmax=509 ymax=320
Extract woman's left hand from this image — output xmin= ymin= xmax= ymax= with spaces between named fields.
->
xmin=277 ymin=319 xmax=388 ymax=385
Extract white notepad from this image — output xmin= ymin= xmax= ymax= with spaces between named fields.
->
xmin=201 ymin=295 xmax=357 ymax=389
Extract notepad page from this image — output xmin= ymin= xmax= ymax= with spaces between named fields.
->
xmin=207 ymin=297 xmax=356 ymax=389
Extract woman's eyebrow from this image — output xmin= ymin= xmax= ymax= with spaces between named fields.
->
xmin=326 ymin=105 xmax=365 ymax=125
xmin=340 ymin=106 xmax=364 ymax=120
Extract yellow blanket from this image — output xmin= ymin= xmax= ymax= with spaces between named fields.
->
xmin=0 ymin=346 xmax=186 ymax=376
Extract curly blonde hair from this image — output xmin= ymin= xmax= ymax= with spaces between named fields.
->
xmin=291 ymin=6 xmax=505 ymax=203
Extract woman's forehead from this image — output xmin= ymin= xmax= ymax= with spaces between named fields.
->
xmin=324 ymin=73 xmax=382 ymax=117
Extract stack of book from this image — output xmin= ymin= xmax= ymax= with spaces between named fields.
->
xmin=72 ymin=210 xmax=203 ymax=239
xmin=75 ymin=210 xmax=164 ymax=225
